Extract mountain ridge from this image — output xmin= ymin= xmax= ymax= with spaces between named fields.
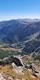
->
xmin=0 ymin=19 xmax=40 ymax=55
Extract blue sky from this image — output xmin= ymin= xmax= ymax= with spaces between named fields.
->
xmin=0 ymin=0 xmax=40 ymax=21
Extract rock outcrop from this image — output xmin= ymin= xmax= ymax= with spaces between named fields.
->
xmin=0 ymin=56 xmax=23 ymax=66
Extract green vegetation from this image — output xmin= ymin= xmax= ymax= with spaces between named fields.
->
xmin=34 ymin=55 xmax=40 ymax=61
xmin=0 ymin=50 xmax=21 ymax=58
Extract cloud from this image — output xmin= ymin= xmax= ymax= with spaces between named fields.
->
xmin=0 ymin=14 xmax=40 ymax=21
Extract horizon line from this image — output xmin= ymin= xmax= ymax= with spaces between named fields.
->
xmin=0 ymin=17 xmax=40 ymax=22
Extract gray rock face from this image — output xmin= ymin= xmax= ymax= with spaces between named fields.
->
xmin=25 ymin=64 xmax=40 ymax=78
xmin=0 ymin=56 xmax=23 ymax=66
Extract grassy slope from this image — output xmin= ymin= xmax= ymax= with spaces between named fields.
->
xmin=0 ymin=65 xmax=40 ymax=80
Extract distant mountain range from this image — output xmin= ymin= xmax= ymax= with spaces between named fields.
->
xmin=0 ymin=19 xmax=40 ymax=54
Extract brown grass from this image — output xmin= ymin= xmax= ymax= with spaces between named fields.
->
xmin=0 ymin=48 xmax=21 ymax=52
